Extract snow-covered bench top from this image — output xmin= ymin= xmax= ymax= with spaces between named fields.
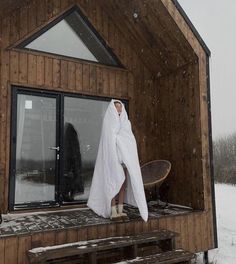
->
xmin=113 ymin=250 xmax=195 ymax=264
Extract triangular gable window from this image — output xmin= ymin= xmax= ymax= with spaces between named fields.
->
xmin=17 ymin=6 xmax=121 ymax=66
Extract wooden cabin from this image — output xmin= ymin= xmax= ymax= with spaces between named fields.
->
xmin=0 ymin=0 xmax=217 ymax=263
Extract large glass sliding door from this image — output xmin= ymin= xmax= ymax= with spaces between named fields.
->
xmin=11 ymin=92 xmax=59 ymax=208
xmin=10 ymin=87 xmax=126 ymax=210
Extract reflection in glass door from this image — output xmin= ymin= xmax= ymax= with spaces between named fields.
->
xmin=62 ymin=97 xmax=109 ymax=202
xmin=13 ymin=93 xmax=58 ymax=207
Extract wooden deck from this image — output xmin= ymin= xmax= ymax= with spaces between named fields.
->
xmin=0 ymin=203 xmax=193 ymax=238
xmin=0 ymin=203 xmax=214 ymax=264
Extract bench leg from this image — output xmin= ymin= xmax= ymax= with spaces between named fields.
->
xmin=132 ymin=244 xmax=138 ymax=258
xmin=89 ymin=252 xmax=97 ymax=264
xmin=203 ymin=251 xmax=209 ymax=264
xmin=124 ymin=244 xmax=138 ymax=259
xmin=159 ymin=238 xmax=175 ymax=251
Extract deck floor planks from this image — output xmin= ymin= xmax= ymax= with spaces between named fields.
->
xmin=31 ymin=232 xmax=43 ymax=248
xmin=17 ymin=235 xmax=32 ymax=264
xmin=4 ymin=236 xmax=18 ymax=264
xmin=97 ymin=224 xmax=107 ymax=239
xmin=87 ymin=225 xmax=98 ymax=240
xmin=55 ymin=230 xmax=67 ymax=245
xmin=0 ymin=238 xmax=5 ymax=264
xmin=78 ymin=227 xmax=88 ymax=241
xmin=66 ymin=228 xmax=78 ymax=243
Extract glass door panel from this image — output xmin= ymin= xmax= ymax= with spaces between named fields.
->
xmin=62 ymin=97 xmax=109 ymax=202
xmin=14 ymin=94 xmax=57 ymax=205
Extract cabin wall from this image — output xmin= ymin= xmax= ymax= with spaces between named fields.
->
xmin=156 ymin=61 xmax=204 ymax=210
xmin=0 ymin=18 xmax=3 ymax=212
xmin=161 ymin=0 xmax=214 ymax=210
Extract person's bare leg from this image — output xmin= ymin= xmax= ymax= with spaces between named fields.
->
xmin=110 ymin=197 xmax=119 ymax=219
xmin=111 ymin=197 xmax=116 ymax=206
xmin=118 ymin=173 xmax=127 ymax=204
xmin=118 ymin=168 xmax=127 ymax=217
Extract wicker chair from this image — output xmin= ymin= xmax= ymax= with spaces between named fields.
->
xmin=141 ymin=160 xmax=171 ymax=205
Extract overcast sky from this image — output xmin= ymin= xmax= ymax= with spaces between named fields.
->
xmin=178 ymin=0 xmax=236 ymax=139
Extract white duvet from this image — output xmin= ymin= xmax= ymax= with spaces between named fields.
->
xmin=87 ymin=99 xmax=148 ymax=222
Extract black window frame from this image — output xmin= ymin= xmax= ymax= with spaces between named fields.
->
xmin=9 ymin=85 xmax=129 ymax=211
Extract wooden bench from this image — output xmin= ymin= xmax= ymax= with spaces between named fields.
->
xmin=114 ymin=249 xmax=195 ymax=264
xmin=28 ymin=229 xmax=177 ymax=264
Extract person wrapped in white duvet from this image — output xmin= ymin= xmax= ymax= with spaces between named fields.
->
xmin=87 ymin=99 xmax=148 ymax=222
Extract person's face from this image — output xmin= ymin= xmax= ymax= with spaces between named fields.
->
xmin=114 ymin=103 xmax=122 ymax=116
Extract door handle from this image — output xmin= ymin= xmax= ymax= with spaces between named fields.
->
xmin=49 ymin=146 xmax=60 ymax=151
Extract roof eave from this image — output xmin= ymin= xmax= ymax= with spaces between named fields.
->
xmin=172 ymin=0 xmax=211 ymax=57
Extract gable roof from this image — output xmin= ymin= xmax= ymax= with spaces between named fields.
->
xmin=0 ymin=0 xmax=210 ymax=74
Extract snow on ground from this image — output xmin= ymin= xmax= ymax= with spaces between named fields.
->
xmin=197 ymin=183 xmax=236 ymax=264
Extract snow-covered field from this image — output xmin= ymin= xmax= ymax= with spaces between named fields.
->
xmin=196 ymin=183 xmax=236 ymax=264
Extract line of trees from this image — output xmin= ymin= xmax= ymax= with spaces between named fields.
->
xmin=213 ymin=132 xmax=236 ymax=185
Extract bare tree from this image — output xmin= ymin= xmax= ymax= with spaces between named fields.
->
xmin=213 ymin=132 xmax=236 ymax=184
